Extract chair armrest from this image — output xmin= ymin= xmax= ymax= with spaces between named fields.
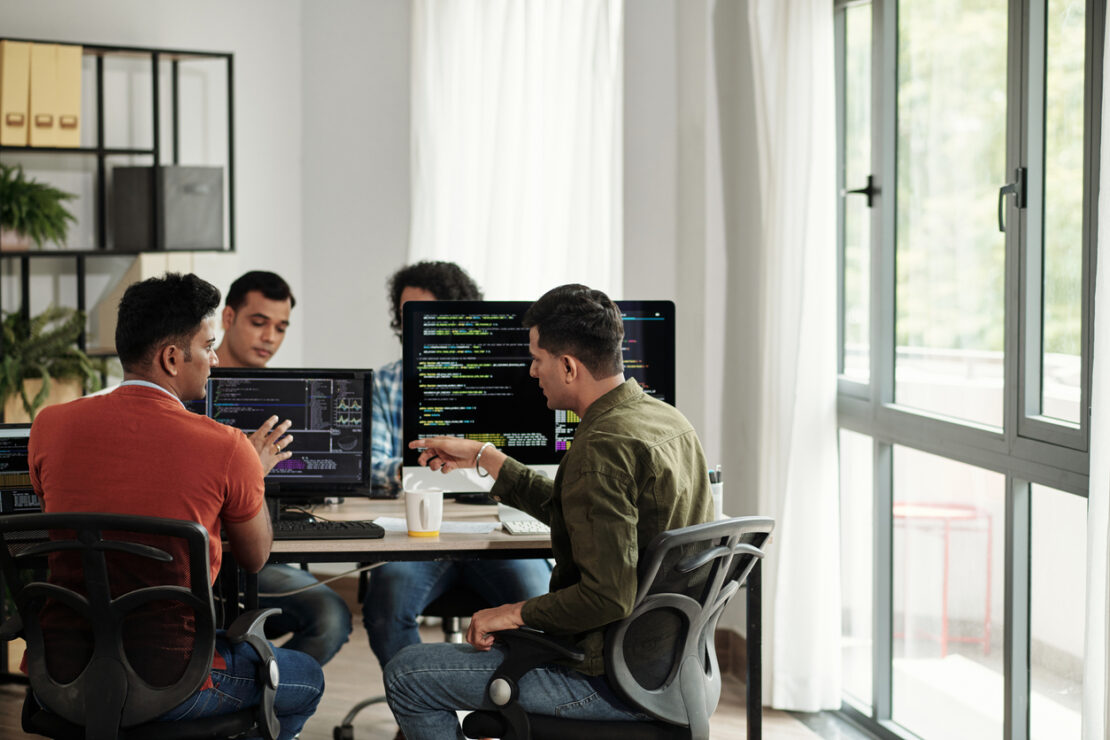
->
xmin=472 ymin=628 xmax=585 ymax=739
xmin=0 ymin=615 xmax=23 ymax=642
xmin=493 ymin=627 xmax=585 ymax=672
xmin=227 ymin=607 xmax=282 ymax=740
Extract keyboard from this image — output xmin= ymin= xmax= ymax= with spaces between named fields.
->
xmin=501 ymin=518 xmax=551 ymax=536
xmin=273 ymin=519 xmax=385 ymax=541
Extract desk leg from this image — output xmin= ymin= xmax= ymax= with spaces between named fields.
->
xmin=245 ymin=571 xmax=258 ymax=611
xmin=747 ymin=561 xmax=762 ymax=740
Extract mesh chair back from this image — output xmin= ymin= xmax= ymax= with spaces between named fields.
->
xmin=604 ymin=516 xmax=773 ymax=731
xmin=0 ymin=512 xmax=217 ymax=739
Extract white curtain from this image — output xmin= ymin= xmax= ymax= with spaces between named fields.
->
xmin=409 ymin=0 xmax=623 ymax=300
xmin=1082 ymin=12 xmax=1110 ymax=738
xmin=745 ymin=0 xmax=842 ymax=711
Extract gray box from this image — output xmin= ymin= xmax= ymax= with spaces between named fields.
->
xmin=112 ymin=166 xmax=224 ymax=250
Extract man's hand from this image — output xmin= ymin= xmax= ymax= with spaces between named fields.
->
xmin=409 ymin=436 xmax=507 ymax=478
xmin=409 ymin=436 xmax=483 ymax=473
xmin=466 ymin=601 xmax=525 ymax=651
xmin=249 ymin=415 xmax=294 ymax=474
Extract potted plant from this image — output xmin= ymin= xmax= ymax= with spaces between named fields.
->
xmin=0 ymin=163 xmax=78 ymax=251
xmin=0 ymin=306 xmax=103 ymax=421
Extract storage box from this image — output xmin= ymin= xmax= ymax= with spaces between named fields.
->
xmin=112 ymin=165 xmax=224 ymax=250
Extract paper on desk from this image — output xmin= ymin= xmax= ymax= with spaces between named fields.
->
xmin=373 ymin=517 xmax=500 ymax=534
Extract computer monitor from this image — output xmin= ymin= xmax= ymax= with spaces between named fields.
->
xmin=188 ymin=368 xmax=373 ymax=497
xmin=0 ymin=423 xmax=40 ymax=514
xmin=401 ymin=300 xmax=676 ymax=492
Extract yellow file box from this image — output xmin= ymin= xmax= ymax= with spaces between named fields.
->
xmin=29 ymin=43 xmax=57 ymax=147
xmin=54 ymin=44 xmax=82 ymax=147
xmin=0 ymin=40 xmax=31 ymax=146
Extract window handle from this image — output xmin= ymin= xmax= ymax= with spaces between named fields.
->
xmin=840 ymin=174 xmax=879 ymax=208
xmin=998 ymin=167 xmax=1027 ymax=232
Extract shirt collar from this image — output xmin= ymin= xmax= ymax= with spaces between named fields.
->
xmin=119 ymin=379 xmax=185 ymax=408
xmin=577 ymin=377 xmax=643 ymax=433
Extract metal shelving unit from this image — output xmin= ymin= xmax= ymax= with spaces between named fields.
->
xmin=0 ymin=38 xmax=235 ymax=349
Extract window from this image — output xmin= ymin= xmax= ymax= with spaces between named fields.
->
xmin=834 ymin=0 xmax=1101 ymax=737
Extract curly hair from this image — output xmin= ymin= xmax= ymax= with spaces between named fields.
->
xmin=116 ymin=273 xmax=221 ymax=371
xmin=388 ymin=261 xmax=483 ymax=338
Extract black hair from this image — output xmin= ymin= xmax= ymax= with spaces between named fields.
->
xmin=116 ymin=273 xmax=221 ymax=371
xmin=522 ymin=284 xmax=624 ymax=378
xmin=226 ymin=271 xmax=296 ymax=310
xmin=388 ymin=261 xmax=483 ymax=339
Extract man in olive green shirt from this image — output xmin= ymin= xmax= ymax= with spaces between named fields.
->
xmin=384 ymin=284 xmax=713 ymax=740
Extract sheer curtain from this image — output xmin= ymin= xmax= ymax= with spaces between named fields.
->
xmin=744 ymin=0 xmax=842 ymax=711
xmin=409 ymin=0 xmax=623 ymax=299
xmin=1083 ymin=13 xmax=1110 ymax=737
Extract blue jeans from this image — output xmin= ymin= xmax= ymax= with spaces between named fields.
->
xmin=158 ymin=634 xmax=324 ymax=740
xmin=258 ymin=563 xmax=352 ymax=665
xmin=362 ymin=559 xmax=552 ymax=668
xmin=384 ymin=642 xmax=649 ymax=740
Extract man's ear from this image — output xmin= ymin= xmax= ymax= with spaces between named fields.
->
xmin=221 ymin=305 xmax=235 ymax=331
xmin=562 ymin=355 xmax=578 ymax=384
xmin=158 ymin=342 xmax=182 ymax=377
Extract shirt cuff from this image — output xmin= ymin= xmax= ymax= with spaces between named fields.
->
xmin=489 ymin=457 xmax=528 ymax=502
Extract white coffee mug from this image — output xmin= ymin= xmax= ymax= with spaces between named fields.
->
xmin=405 ymin=488 xmax=444 ymax=537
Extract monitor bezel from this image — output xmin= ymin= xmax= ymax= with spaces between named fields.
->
xmin=202 ymin=367 xmax=373 ymax=496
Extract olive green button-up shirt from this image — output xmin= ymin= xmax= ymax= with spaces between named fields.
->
xmin=491 ymin=377 xmax=714 ymax=676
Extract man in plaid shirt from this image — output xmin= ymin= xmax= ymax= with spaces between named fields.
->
xmin=364 ymin=262 xmax=551 ymax=688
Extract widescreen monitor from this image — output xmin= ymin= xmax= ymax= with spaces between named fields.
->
xmin=188 ymin=368 xmax=372 ymax=496
xmin=401 ymin=300 xmax=676 ymax=492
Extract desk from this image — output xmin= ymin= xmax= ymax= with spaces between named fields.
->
xmin=266 ymin=498 xmax=551 ymax=565
xmin=223 ymin=499 xmax=552 ymax=615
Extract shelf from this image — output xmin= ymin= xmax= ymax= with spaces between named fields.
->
xmin=1 ymin=247 xmax=228 ymax=258
xmin=0 ymin=146 xmax=155 ymax=156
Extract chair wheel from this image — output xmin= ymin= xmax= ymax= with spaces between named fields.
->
xmin=333 ymin=724 xmax=354 ymax=740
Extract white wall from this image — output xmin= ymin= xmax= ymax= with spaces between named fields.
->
xmin=624 ymin=0 xmax=762 ymax=476
xmin=300 ymin=0 xmax=411 ymax=370
xmin=1 ymin=0 xmax=306 ymax=362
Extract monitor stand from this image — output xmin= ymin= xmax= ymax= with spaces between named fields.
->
xmin=265 ymin=488 xmax=317 ymax=523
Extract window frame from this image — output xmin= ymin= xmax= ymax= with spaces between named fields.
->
xmin=834 ymin=0 xmax=1102 ymax=737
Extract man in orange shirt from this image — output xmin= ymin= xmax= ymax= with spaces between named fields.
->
xmin=29 ymin=272 xmax=324 ymax=739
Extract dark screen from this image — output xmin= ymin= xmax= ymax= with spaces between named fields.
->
xmin=402 ymin=300 xmax=675 ymax=466
xmin=187 ymin=369 xmax=372 ymax=494
xmin=0 ymin=424 xmax=40 ymax=514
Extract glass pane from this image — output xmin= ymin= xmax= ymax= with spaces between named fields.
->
xmin=842 ymin=3 xmax=871 ymax=383
xmin=1041 ymin=0 xmax=1085 ymax=425
xmin=1030 ymin=485 xmax=1085 ymax=739
xmin=894 ymin=1 xmax=1008 ymax=427
xmin=892 ymin=446 xmax=1004 ymax=739
xmin=839 ymin=429 xmax=873 ymax=708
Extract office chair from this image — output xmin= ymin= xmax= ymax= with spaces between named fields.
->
xmin=334 ymin=581 xmax=490 ymax=740
xmin=461 ymin=515 xmax=774 ymax=740
xmin=0 ymin=512 xmax=282 ymax=740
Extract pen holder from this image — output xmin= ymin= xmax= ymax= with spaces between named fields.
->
xmin=710 ymin=482 xmax=724 ymax=520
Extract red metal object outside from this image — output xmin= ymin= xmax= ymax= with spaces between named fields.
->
xmin=893 ymin=501 xmax=992 ymax=658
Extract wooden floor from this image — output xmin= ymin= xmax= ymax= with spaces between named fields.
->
xmin=0 ymin=575 xmax=823 ymax=739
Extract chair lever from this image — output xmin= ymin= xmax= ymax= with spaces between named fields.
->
xmin=0 ymin=615 xmax=23 ymax=641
